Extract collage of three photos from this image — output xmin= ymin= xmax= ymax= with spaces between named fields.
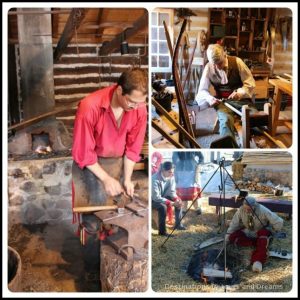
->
xmin=5 ymin=4 xmax=296 ymax=296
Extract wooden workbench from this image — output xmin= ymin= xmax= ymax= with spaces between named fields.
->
xmin=269 ymin=79 xmax=292 ymax=136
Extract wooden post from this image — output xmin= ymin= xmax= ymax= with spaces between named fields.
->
xmin=152 ymin=99 xmax=201 ymax=148
xmin=242 ymin=105 xmax=250 ymax=148
xmin=100 ymin=244 xmax=148 ymax=292
xmin=172 ymin=19 xmax=195 ymax=146
xmin=264 ymin=102 xmax=272 ymax=134
xmin=152 ymin=121 xmax=185 ymax=148
xmin=163 ymin=20 xmax=195 ymax=146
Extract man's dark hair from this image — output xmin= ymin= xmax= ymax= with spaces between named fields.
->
xmin=117 ymin=68 xmax=148 ymax=96
xmin=161 ymin=161 xmax=174 ymax=171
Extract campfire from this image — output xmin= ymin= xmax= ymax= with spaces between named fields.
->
xmin=187 ymin=248 xmax=239 ymax=285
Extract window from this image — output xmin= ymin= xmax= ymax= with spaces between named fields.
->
xmin=151 ymin=9 xmax=174 ymax=72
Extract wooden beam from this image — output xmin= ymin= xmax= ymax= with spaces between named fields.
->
xmin=52 ymin=8 xmax=60 ymax=39
xmin=242 ymin=105 xmax=250 ymax=148
xmin=83 ymin=22 xmax=133 ymax=30
xmin=96 ymin=8 xmax=104 ymax=36
xmin=163 ymin=21 xmax=173 ymax=57
xmin=256 ymin=127 xmax=287 ymax=148
xmin=182 ymin=40 xmax=197 ymax=91
xmin=99 ymin=12 xmax=147 ymax=55
xmin=8 ymin=104 xmax=77 ymax=132
xmin=8 ymin=9 xmax=71 ymax=15
xmin=54 ymin=8 xmax=87 ymax=61
xmin=171 ymin=19 xmax=195 ymax=144
xmin=152 ymin=121 xmax=185 ymax=148
xmin=152 ymin=99 xmax=201 ymax=148
xmin=208 ymin=196 xmax=292 ymax=214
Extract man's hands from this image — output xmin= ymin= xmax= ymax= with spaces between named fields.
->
xmin=102 ymin=176 xmax=135 ymax=198
xmin=173 ymin=198 xmax=183 ymax=208
xmin=228 ymin=90 xmax=243 ymax=100
xmin=210 ymin=98 xmax=222 ymax=107
xmin=210 ymin=90 xmax=243 ymax=107
xmin=102 ymin=175 xmax=124 ymax=196
xmin=124 ymin=180 xmax=135 ymax=198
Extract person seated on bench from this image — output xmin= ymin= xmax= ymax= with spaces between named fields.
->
xmin=225 ymin=196 xmax=284 ymax=273
xmin=195 ymin=44 xmax=255 ymax=143
xmin=152 ymin=161 xmax=186 ymax=236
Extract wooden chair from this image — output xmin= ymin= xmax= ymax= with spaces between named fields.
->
xmin=213 ymin=101 xmax=272 ymax=148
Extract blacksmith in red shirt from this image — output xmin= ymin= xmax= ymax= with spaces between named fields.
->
xmin=72 ymin=68 xmax=148 ymax=289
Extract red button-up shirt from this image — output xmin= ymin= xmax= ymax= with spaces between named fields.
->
xmin=72 ymin=85 xmax=147 ymax=169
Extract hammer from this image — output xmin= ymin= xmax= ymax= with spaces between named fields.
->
xmin=115 ymin=193 xmax=127 ymax=214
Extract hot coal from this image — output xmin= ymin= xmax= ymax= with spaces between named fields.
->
xmin=32 ymin=132 xmax=51 ymax=153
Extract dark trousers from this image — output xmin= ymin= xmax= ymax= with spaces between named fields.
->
xmin=81 ymin=214 xmax=101 ymax=272
xmin=152 ymin=201 xmax=182 ymax=235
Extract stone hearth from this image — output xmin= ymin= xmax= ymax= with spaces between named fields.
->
xmin=8 ymin=157 xmax=73 ymax=228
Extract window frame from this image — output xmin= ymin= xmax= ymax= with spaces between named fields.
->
xmin=150 ymin=8 xmax=174 ymax=73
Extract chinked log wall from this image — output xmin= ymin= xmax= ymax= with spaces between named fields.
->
xmin=14 ymin=43 xmax=148 ymax=136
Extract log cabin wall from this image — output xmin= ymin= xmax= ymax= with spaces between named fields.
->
xmin=156 ymin=8 xmax=292 ymax=101
xmin=11 ymin=43 xmax=148 ymax=136
xmin=52 ymin=43 xmax=148 ymax=137
xmin=8 ymin=8 xmax=148 ymax=137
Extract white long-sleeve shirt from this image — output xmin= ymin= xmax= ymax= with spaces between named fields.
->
xmin=227 ymin=204 xmax=284 ymax=238
xmin=195 ymin=57 xmax=255 ymax=106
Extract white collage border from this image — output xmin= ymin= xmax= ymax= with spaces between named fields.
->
xmin=2 ymin=2 xmax=298 ymax=298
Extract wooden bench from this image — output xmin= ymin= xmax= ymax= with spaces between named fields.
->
xmin=208 ymin=195 xmax=292 ymax=219
xmin=152 ymin=208 xmax=159 ymax=230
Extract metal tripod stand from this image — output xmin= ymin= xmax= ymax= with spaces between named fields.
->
xmin=160 ymin=157 xmax=241 ymax=249
xmin=159 ymin=157 xmax=250 ymax=291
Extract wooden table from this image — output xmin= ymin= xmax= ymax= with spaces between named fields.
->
xmin=269 ymin=79 xmax=292 ymax=136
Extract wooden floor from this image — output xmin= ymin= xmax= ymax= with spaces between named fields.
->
xmin=151 ymin=100 xmax=292 ymax=149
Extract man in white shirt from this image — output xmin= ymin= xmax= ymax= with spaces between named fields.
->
xmin=225 ymin=196 xmax=283 ymax=273
xmin=195 ymin=44 xmax=255 ymax=141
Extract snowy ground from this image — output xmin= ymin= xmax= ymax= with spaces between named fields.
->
xmin=200 ymin=163 xmax=236 ymax=194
